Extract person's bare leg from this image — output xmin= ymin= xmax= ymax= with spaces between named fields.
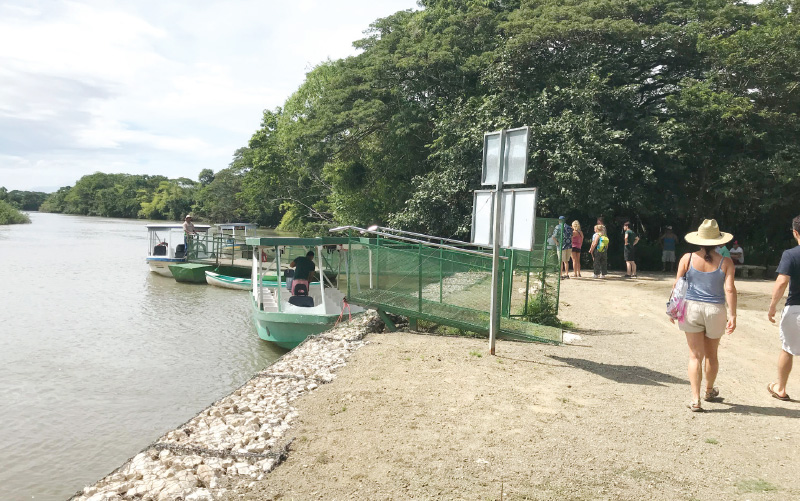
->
xmin=686 ymin=331 xmax=705 ymax=404
xmin=632 ymin=262 xmax=637 ymax=277
xmin=626 ymin=261 xmax=632 ymax=276
xmin=703 ymin=336 xmax=721 ymax=394
xmin=773 ymin=350 xmax=793 ymax=396
xmin=572 ymin=251 xmax=580 ymax=277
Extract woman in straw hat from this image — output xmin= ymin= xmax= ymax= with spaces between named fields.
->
xmin=671 ymin=219 xmax=737 ymax=412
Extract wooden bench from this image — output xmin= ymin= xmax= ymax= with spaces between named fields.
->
xmin=735 ymin=265 xmax=767 ymax=279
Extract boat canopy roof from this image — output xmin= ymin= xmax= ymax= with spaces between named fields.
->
xmin=215 ymin=223 xmax=258 ymax=230
xmin=146 ymin=224 xmax=211 ymax=231
xmin=246 ymin=236 xmax=350 ymax=247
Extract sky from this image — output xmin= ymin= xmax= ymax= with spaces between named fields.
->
xmin=0 ymin=0 xmax=419 ymax=192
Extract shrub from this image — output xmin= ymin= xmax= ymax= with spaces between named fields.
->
xmin=521 ymin=293 xmax=562 ymax=327
xmin=0 ymin=200 xmax=31 ymax=224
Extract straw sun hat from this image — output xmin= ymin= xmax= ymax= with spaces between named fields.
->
xmin=684 ymin=219 xmax=733 ymax=246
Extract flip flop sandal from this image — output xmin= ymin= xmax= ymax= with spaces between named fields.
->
xmin=768 ymin=383 xmax=791 ymax=401
xmin=704 ymin=387 xmax=720 ymax=402
xmin=687 ymin=400 xmax=703 ymax=412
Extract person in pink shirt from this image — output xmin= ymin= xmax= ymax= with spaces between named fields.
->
xmin=570 ymin=220 xmax=584 ymax=278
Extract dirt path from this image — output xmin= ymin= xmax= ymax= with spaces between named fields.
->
xmin=227 ymin=272 xmax=800 ymax=500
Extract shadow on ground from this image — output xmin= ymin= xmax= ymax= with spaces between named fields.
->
xmin=548 ymin=355 xmax=688 ymax=386
xmin=707 ymin=400 xmax=800 ymax=417
xmin=569 ymin=327 xmax=637 ymax=337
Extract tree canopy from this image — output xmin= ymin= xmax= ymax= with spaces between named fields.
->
xmin=34 ymin=0 xmax=800 ymax=265
xmin=239 ymin=0 xmax=799 ymax=258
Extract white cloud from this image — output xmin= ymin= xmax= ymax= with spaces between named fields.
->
xmin=0 ymin=0 xmax=418 ymax=191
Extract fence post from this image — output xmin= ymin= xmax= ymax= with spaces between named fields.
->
xmin=439 ymin=246 xmax=444 ymax=303
xmin=501 ymin=249 xmax=514 ymax=317
xmin=418 ymin=242 xmax=423 ymax=315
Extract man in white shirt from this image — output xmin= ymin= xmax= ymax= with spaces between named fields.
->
xmin=182 ymin=214 xmax=197 ymax=251
xmin=729 ymin=240 xmax=744 ymax=265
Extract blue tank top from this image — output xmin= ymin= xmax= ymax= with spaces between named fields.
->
xmin=685 ymin=255 xmax=725 ymax=304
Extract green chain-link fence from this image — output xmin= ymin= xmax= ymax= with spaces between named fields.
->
xmin=334 ymin=221 xmax=562 ymax=343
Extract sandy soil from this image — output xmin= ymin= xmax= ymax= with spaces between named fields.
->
xmin=226 ymin=272 xmax=800 ymax=500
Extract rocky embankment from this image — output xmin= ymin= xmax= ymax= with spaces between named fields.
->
xmin=70 ymin=312 xmax=384 ymax=501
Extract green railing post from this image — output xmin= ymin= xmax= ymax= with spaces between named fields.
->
xmin=375 ymin=236 xmax=380 ymax=293
xmin=439 ymin=247 xmax=444 ymax=303
xmin=418 ymin=243 xmax=423 ymax=314
xmin=523 ymin=246 xmax=533 ymax=316
xmin=541 ymin=220 xmax=550 ymax=295
xmin=346 ymin=230 xmax=352 ymax=300
xmin=553 ymin=220 xmax=562 ymax=314
xmin=501 ymin=248 xmax=514 ymax=317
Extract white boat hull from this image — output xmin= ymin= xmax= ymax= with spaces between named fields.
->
xmin=147 ymin=258 xmax=185 ymax=277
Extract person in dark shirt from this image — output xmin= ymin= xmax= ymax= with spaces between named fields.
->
xmin=289 ymin=251 xmax=316 ymax=295
xmin=767 ymin=215 xmax=800 ymax=400
xmin=623 ymin=221 xmax=640 ymax=278
xmin=659 ymin=226 xmax=679 ymax=273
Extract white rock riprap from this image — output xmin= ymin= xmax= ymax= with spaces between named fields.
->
xmin=70 ymin=311 xmax=383 ymax=501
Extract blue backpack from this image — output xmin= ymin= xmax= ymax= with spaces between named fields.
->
xmin=597 ymin=235 xmax=609 ymax=253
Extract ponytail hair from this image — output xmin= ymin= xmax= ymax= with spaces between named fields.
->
xmin=702 ymin=245 xmax=715 ymax=263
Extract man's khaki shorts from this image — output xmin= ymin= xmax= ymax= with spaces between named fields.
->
xmin=679 ymin=299 xmax=726 ymax=339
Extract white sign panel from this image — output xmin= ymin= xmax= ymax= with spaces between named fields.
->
xmin=471 ymin=191 xmax=494 ymax=247
xmin=471 ymin=188 xmax=538 ymax=251
xmin=481 ymin=126 xmax=530 ymax=186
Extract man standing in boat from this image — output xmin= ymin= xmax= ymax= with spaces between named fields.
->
xmin=289 ymin=251 xmax=315 ymax=295
xmin=182 ymin=214 xmax=197 ymax=254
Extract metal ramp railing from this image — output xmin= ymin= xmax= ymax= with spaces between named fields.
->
xmin=329 ymin=224 xmax=563 ymax=344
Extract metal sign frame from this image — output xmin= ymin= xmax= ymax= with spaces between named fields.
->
xmin=481 ymin=126 xmax=530 ymax=186
xmin=471 ymin=188 xmax=538 ymax=251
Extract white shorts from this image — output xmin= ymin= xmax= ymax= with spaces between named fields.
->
xmin=662 ymin=250 xmax=676 ymax=262
xmin=780 ymin=305 xmax=800 ymax=356
xmin=561 ymin=249 xmax=571 ymax=263
xmin=679 ymin=299 xmax=727 ymax=339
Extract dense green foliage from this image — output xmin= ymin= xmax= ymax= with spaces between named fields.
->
xmin=239 ymin=0 xmax=800 ymax=264
xmin=0 ymin=199 xmax=31 ymax=224
xmin=0 ymin=187 xmax=47 ymax=211
xmin=31 ymin=0 xmax=800 ymax=267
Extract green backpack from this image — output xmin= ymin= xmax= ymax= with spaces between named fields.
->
xmin=597 ymin=235 xmax=609 ymax=253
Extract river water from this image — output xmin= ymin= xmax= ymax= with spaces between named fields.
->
xmin=0 ymin=213 xmax=286 ymax=500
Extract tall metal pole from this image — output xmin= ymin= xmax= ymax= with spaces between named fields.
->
xmin=489 ymin=129 xmax=507 ymax=355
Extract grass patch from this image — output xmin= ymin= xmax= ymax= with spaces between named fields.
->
xmin=469 ymin=350 xmax=482 ymax=358
xmin=736 ymin=479 xmax=777 ymax=493
xmin=705 ymin=438 xmax=719 ymax=445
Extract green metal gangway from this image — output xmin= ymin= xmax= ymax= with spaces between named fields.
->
xmin=326 ymin=221 xmax=563 ymax=344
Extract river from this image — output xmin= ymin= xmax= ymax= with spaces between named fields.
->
xmin=0 ymin=213 xmax=286 ymax=500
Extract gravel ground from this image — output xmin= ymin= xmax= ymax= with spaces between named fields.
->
xmin=225 ymin=272 xmax=800 ymax=500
